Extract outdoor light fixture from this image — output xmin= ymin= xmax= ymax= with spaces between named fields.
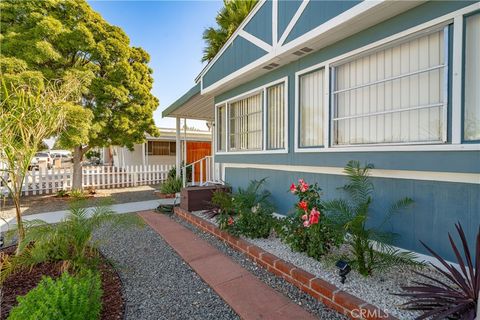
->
xmin=335 ymin=260 xmax=351 ymax=284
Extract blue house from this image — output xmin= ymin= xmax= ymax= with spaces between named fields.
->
xmin=163 ymin=0 xmax=480 ymax=262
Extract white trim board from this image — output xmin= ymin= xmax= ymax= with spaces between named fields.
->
xmin=221 ymin=163 xmax=480 ymax=184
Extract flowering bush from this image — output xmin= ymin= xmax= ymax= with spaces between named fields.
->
xmin=213 ymin=179 xmax=277 ymax=238
xmin=279 ymin=179 xmax=342 ymax=260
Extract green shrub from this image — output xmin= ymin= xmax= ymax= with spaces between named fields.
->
xmin=1 ymin=201 xmax=142 ymax=282
xmin=213 ymin=179 xmax=276 ymax=238
xmin=160 ymin=177 xmax=182 ymax=194
xmin=324 ymin=161 xmax=419 ymax=276
xmin=278 ymin=180 xmax=342 ymax=260
xmin=8 ymin=271 xmax=102 ymax=320
xmin=167 ymin=162 xmax=192 ymax=181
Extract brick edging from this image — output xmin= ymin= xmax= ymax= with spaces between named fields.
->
xmin=174 ymin=207 xmax=397 ymax=320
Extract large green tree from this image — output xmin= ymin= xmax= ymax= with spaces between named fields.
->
xmin=1 ymin=0 xmax=159 ymax=189
xmin=202 ymin=0 xmax=258 ymax=62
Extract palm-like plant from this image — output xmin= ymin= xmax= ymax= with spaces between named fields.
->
xmin=1 ymin=200 xmax=142 ymax=283
xmin=397 ymin=223 xmax=479 ymax=320
xmin=324 ymin=160 xmax=419 ymax=276
xmin=202 ymin=0 xmax=258 ymax=62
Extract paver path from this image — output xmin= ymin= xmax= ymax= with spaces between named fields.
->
xmin=139 ymin=211 xmax=316 ymax=320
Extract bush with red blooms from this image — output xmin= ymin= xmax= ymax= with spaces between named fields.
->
xmin=279 ymin=179 xmax=342 ymax=260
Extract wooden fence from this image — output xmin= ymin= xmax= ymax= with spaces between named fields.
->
xmin=1 ymin=165 xmax=173 ymax=196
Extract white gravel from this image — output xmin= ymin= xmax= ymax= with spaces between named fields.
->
xmin=191 ymin=210 xmax=446 ymax=320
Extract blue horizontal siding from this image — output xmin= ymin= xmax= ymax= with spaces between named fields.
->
xmin=225 ymin=167 xmax=480 ymax=262
xmin=215 ymin=151 xmax=480 ymax=174
xmin=243 ymin=0 xmax=272 ymax=45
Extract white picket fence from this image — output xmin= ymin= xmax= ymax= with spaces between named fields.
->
xmin=1 ymin=165 xmax=173 ymax=196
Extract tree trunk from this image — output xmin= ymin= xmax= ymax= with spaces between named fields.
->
xmin=72 ymin=145 xmax=86 ymax=191
xmin=14 ymin=193 xmax=24 ymax=255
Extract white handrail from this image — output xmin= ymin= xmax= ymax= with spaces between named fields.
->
xmin=182 ymin=156 xmax=219 ymax=188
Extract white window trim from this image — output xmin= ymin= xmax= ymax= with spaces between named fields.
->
xmin=293 ymin=6 xmax=480 ymax=154
xmin=215 ymin=77 xmax=289 ymax=155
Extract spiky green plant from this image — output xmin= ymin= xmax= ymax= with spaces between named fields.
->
xmin=324 ymin=160 xmax=420 ymax=276
xmin=1 ymin=199 xmax=142 ymax=283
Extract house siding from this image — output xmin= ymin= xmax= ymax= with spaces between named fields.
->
xmin=224 ymin=167 xmax=479 ymax=262
xmin=243 ymin=0 xmax=272 ymax=45
xmin=212 ymin=1 xmax=480 ymax=261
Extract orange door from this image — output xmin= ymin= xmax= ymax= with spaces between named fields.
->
xmin=186 ymin=142 xmax=211 ymax=182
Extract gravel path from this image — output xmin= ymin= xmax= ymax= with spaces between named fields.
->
xmin=94 ymin=220 xmax=239 ymax=320
xmin=172 ymin=215 xmax=347 ymax=320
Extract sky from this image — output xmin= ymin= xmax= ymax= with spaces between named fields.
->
xmin=88 ymin=0 xmax=223 ymax=130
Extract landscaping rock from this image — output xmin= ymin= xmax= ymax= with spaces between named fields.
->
xmin=94 ymin=220 xmax=239 ymax=320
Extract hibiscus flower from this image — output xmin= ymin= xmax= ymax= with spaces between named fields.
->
xmin=309 ymin=208 xmax=320 ymax=225
xmin=290 ymin=183 xmax=297 ymax=194
xmin=298 ymin=200 xmax=308 ymax=211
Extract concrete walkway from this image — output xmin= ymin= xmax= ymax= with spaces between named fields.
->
xmin=1 ymin=198 xmax=178 ymax=232
xmin=139 ymin=211 xmax=316 ymax=320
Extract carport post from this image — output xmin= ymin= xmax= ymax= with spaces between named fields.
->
xmin=175 ymin=117 xmax=181 ymax=179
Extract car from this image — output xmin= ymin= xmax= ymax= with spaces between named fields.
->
xmin=30 ymin=152 xmax=53 ymax=170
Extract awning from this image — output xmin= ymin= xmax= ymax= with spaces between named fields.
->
xmin=162 ymin=83 xmax=214 ymax=121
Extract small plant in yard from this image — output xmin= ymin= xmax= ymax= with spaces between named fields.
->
xmin=1 ymin=200 xmax=142 ymax=282
xmin=69 ymin=188 xmax=87 ymax=200
xmin=397 ymin=223 xmax=479 ymax=320
xmin=7 ymin=271 xmax=102 ymax=320
xmin=278 ymin=179 xmax=342 ymax=260
xmin=160 ymin=177 xmax=182 ymax=194
xmin=55 ymin=189 xmax=69 ymax=198
xmin=324 ymin=160 xmax=419 ymax=276
xmin=210 ymin=179 xmax=277 ymax=238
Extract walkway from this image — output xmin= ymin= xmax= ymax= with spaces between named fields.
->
xmin=0 ymin=198 xmax=177 ymax=232
xmin=140 ymin=211 xmax=316 ymax=320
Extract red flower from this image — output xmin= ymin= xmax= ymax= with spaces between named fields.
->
xmin=290 ymin=183 xmax=297 ymax=194
xmin=298 ymin=200 xmax=308 ymax=211
xmin=298 ymin=179 xmax=309 ymax=192
xmin=227 ymin=216 xmax=234 ymax=226
xmin=309 ymin=208 xmax=320 ymax=225
xmin=301 ymin=214 xmax=308 ymax=221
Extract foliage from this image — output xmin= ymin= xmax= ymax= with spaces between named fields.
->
xmin=167 ymin=163 xmax=192 ymax=181
xmin=7 ymin=271 xmax=102 ymax=320
xmin=1 ymin=0 xmax=159 ymax=188
xmin=202 ymin=0 xmax=258 ymax=62
xmin=0 ymin=79 xmax=81 ymax=249
xmin=397 ymin=223 xmax=479 ymax=320
xmin=213 ymin=179 xmax=276 ymax=238
xmin=69 ymin=189 xmax=88 ymax=200
xmin=278 ymin=179 xmax=342 ymax=260
xmin=55 ymin=189 xmax=69 ymax=198
xmin=85 ymin=150 xmax=100 ymax=160
xmin=324 ymin=160 xmax=418 ymax=276
xmin=159 ymin=177 xmax=182 ymax=194
xmin=1 ymin=200 xmax=142 ymax=282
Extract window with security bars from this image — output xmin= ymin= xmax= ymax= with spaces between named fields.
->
xmin=229 ymin=93 xmax=263 ymax=151
xmin=147 ymin=141 xmax=176 ymax=156
xmin=299 ymin=68 xmax=325 ymax=147
xmin=332 ymin=28 xmax=448 ymax=146
xmin=217 ymin=105 xmax=227 ymax=151
xmin=266 ymin=83 xmax=285 ymax=149
xmin=464 ymin=13 xmax=480 ymax=141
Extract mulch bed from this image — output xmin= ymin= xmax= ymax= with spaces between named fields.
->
xmin=0 ymin=246 xmax=124 ymax=320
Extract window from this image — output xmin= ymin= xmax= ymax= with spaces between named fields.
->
xmin=217 ymin=105 xmax=226 ymax=151
xmin=229 ymin=92 xmax=263 ymax=151
xmin=266 ymin=83 xmax=285 ymax=149
xmin=147 ymin=141 xmax=176 ymax=156
xmin=332 ymin=28 xmax=447 ymax=146
xmin=299 ymin=68 xmax=325 ymax=147
xmin=464 ymin=13 xmax=480 ymax=141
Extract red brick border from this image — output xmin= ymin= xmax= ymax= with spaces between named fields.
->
xmin=174 ymin=207 xmax=397 ymax=320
